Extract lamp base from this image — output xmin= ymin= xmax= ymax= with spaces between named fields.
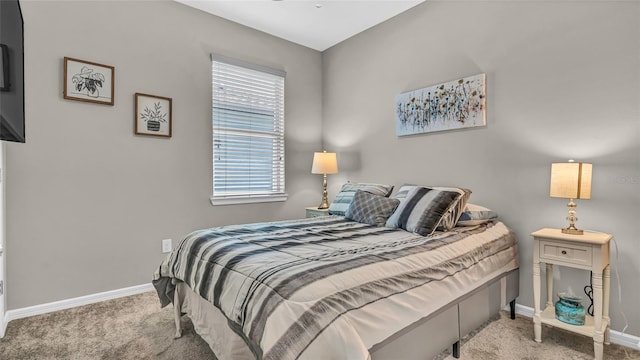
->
xmin=317 ymin=173 xmax=330 ymax=210
xmin=562 ymin=199 xmax=584 ymax=235
xmin=561 ymin=227 xmax=584 ymax=235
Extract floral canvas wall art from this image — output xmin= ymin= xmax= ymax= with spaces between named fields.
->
xmin=395 ymin=73 xmax=486 ymax=136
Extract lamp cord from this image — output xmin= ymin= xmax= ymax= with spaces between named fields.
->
xmin=611 ymin=237 xmax=631 ymax=351
xmin=584 ymin=272 xmax=594 ymax=317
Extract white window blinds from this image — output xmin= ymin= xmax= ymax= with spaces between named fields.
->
xmin=211 ymin=54 xmax=287 ymax=205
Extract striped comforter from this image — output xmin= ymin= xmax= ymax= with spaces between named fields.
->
xmin=153 ymin=216 xmax=518 ymax=360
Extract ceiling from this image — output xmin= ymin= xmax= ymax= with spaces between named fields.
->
xmin=175 ymin=0 xmax=426 ymax=51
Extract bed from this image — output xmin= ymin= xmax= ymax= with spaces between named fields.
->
xmin=153 ymin=214 xmax=519 ymax=360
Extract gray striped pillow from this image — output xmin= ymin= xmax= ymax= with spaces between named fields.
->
xmin=328 ymin=182 xmax=394 ymax=216
xmin=432 ymin=186 xmax=471 ymax=230
xmin=385 ymin=186 xmax=463 ymax=235
xmin=392 ymin=185 xmax=471 ymax=231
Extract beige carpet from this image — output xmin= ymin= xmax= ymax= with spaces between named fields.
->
xmin=436 ymin=312 xmax=640 ymax=360
xmin=0 ymin=291 xmax=638 ymax=360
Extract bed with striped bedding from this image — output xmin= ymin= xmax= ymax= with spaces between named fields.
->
xmin=153 ymin=216 xmax=518 ymax=360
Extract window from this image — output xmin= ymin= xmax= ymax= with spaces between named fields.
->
xmin=211 ymin=54 xmax=286 ymax=205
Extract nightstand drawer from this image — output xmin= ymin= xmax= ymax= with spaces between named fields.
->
xmin=539 ymin=240 xmax=592 ymax=267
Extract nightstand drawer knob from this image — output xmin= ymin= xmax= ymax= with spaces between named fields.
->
xmin=561 ymin=250 xmax=567 ymax=255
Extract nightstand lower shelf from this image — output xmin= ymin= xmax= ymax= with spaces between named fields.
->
xmin=538 ymin=306 xmax=609 ymax=339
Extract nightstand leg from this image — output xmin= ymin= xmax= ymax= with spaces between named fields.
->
xmin=593 ymin=271 xmax=604 ymax=360
xmin=603 ymin=265 xmax=611 ymax=345
xmin=545 ymin=263 xmax=554 ymax=309
xmin=594 ymin=339 xmax=604 ymax=360
xmin=533 ymin=260 xmax=542 ymax=342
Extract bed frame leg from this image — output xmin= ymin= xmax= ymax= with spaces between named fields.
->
xmin=173 ymin=288 xmax=183 ymax=339
xmin=452 ymin=340 xmax=460 ymax=358
xmin=509 ymin=299 xmax=516 ymax=320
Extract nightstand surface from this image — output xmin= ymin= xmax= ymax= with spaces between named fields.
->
xmin=531 ymin=228 xmax=613 ymax=245
xmin=531 ymin=228 xmax=612 ymax=360
xmin=305 ymin=206 xmax=330 ymax=218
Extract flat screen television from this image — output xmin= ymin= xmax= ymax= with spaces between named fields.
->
xmin=0 ymin=0 xmax=25 ymax=143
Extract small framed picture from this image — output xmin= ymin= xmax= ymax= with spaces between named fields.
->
xmin=135 ymin=93 xmax=172 ymax=138
xmin=63 ymin=57 xmax=114 ymax=105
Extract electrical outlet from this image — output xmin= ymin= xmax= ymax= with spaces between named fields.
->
xmin=162 ymin=239 xmax=172 ymax=253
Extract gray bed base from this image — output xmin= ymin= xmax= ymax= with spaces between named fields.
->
xmin=173 ymin=268 xmax=519 ymax=359
xmin=369 ymin=268 xmax=519 ymax=360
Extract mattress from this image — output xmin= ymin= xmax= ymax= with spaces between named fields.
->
xmin=153 ymin=216 xmax=518 ymax=360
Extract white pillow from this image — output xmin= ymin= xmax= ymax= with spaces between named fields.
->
xmin=456 ymin=203 xmax=498 ymax=226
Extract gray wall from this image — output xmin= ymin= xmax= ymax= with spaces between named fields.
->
xmin=5 ymin=1 xmax=322 ymax=309
xmin=5 ymin=0 xmax=640 ymax=339
xmin=322 ymin=1 xmax=640 ymax=336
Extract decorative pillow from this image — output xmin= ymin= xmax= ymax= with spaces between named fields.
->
xmin=432 ymin=186 xmax=472 ymax=230
xmin=390 ymin=185 xmax=471 ymax=231
xmin=456 ymin=203 xmax=498 ymax=226
xmin=385 ymin=186 xmax=465 ymax=235
xmin=328 ymin=182 xmax=394 ymax=216
xmin=345 ymin=190 xmax=400 ymax=227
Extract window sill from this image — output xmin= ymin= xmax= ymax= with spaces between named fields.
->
xmin=210 ymin=193 xmax=288 ymax=206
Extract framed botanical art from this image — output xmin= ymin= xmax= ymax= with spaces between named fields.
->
xmin=63 ymin=57 xmax=114 ymax=105
xmin=135 ymin=93 xmax=172 ymax=138
xmin=395 ymin=73 xmax=486 ymax=136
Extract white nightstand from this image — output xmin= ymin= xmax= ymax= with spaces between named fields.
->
xmin=305 ymin=207 xmax=329 ymax=218
xmin=531 ymin=228 xmax=613 ymax=360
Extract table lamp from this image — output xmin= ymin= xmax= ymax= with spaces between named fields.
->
xmin=549 ymin=161 xmax=592 ymax=235
xmin=311 ymin=151 xmax=338 ymax=209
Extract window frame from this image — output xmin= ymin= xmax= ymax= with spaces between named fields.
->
xmin=210 ymin=54 xmax=287 ymax=206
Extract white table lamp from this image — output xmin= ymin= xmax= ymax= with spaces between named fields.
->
xmin=549 ymin=161 xmax=592 ymax=235
xmin=311 ymin=151 xmax=338 ymax=209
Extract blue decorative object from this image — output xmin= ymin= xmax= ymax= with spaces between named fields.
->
xmin=555 ymin=293 xmax=586 ymax=325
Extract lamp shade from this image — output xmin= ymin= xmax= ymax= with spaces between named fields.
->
xmin=550 ymin=162 xmax=592 ymax=200
xmin=311 ymin=151 xmax=338 ymax=174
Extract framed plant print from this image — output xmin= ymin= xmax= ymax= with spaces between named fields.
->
xmin=63 ymin=57 xmax=114 ymax=105
xmin=135 ymin=93 xmax=172 ymax=138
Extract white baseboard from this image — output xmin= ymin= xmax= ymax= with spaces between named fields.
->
xmin=515 ymin=303 xmax=534 ymax=317
xmin=0 ymin=313 xmax=6 ymax=338
xmin=1 ymin=283 xmax=154 ymax=338
xmin=512 ymin=303 xmax=640 ymax=350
